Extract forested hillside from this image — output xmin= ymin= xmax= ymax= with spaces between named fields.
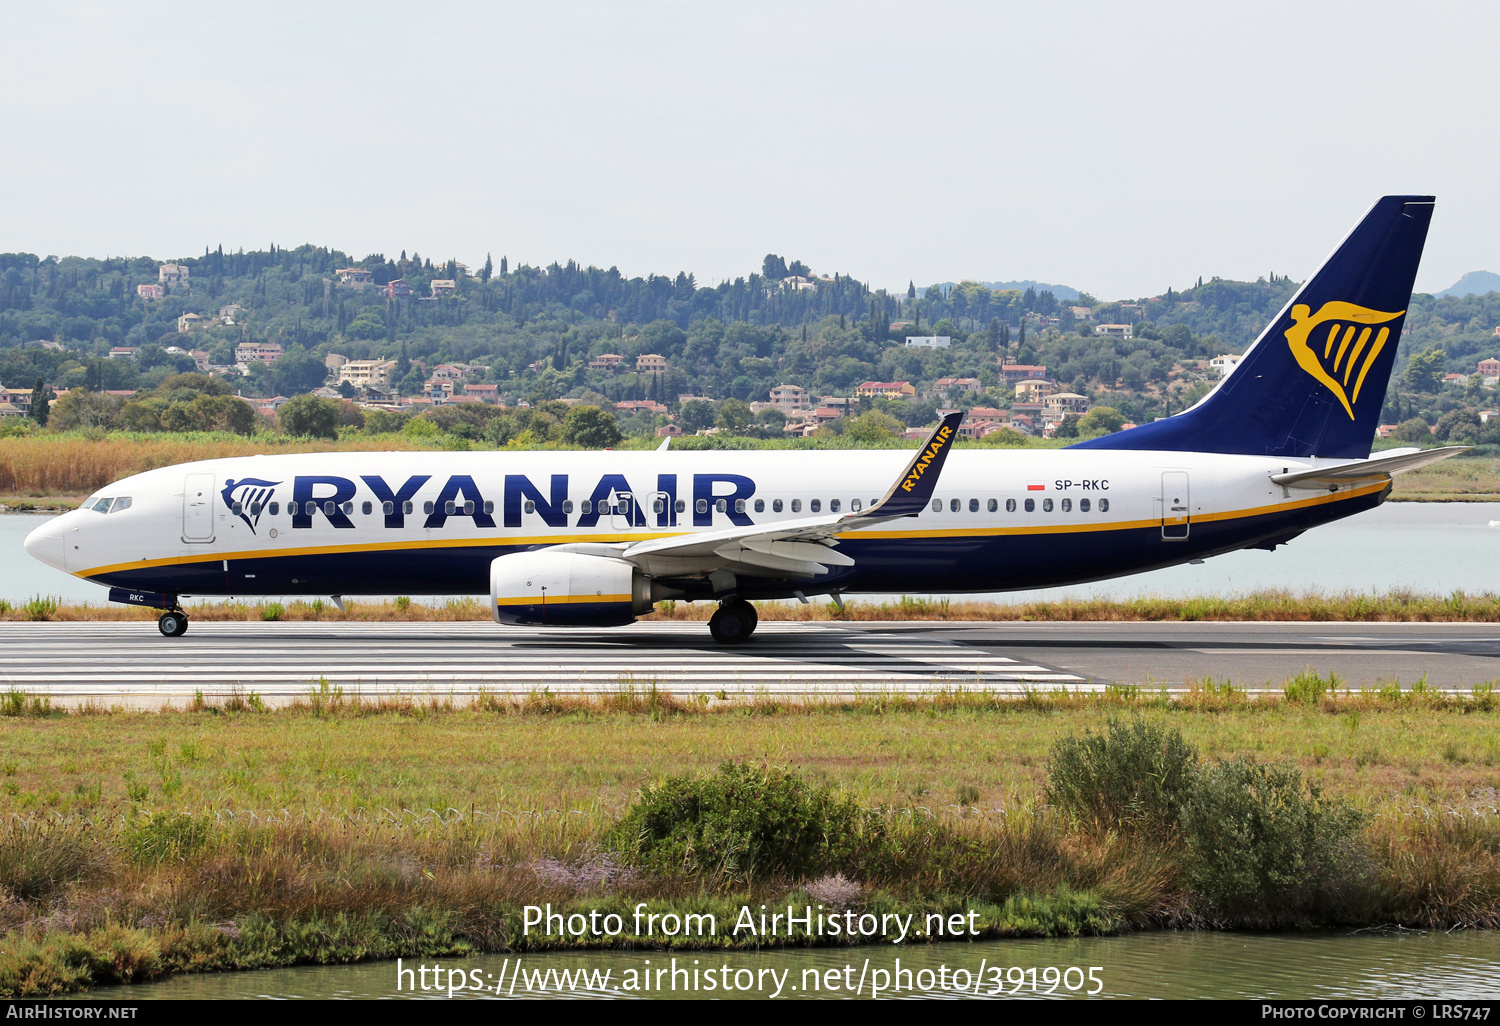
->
xmin=1 ymin=246 xmax=1496 ymax=438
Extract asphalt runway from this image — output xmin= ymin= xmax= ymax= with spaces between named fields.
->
xmin=2 ymin=620 xmax=1497 ymax=707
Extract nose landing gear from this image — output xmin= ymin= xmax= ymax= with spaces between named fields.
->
xmin=157 ymin=610 xmax=189 ymax=637
xmin=708 ymin=599 xmax=758 ymax=645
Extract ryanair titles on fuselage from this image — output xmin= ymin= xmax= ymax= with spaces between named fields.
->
xmin=244 ymin=472 xmax=761 ymax=532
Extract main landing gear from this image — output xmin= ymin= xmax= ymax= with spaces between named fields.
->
xmin=708 ymin=598 xmax=758 ymax=645
xmin=157 ymin=610 xmax=189 ymax=637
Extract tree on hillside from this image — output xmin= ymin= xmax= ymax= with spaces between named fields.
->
xmin=677 ymin=400 xmax=716 ymax=434
xmin=1392 ymin=417 xmax=1433 ymax=443
xmin=1078 ymin=406 xmax=1125 ymax=434
xmin=29 ymin=378 xmax=49 ymax=427
xmin=716 ymin=398 xmax=753 ymax=433
xmin=1403 ymin=349 xmax=1446 ymax=393
xmin=842 ymin=409 xmax=905 ymax=444
xmin=277 ymin=394 xmax=340 ymax=439
xmin=560 ymin=405 xmax=622 ymax=448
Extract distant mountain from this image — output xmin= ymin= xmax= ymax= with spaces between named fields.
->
xmin=928 ymin=280 xmax=1081 ymax=301
xmin=1433 ymin=270 xmax=1500 ymax=298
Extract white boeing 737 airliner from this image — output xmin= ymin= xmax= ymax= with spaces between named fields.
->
xmin=24 ymin=196 xmax=1464 ymax=643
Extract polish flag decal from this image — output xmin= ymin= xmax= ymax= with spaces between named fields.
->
xmin=1027 ymin=481 xmax=1046 ymax=491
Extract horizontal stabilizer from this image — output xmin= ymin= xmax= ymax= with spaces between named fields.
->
xmin=1270 ymin=445 xmax=1468 ymax=489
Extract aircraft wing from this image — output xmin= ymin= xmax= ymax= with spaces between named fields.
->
xmin=1270 ymin=445 xmax=1469 ymax=489
xmin=616 ymin=411 xmax=963 ymax=580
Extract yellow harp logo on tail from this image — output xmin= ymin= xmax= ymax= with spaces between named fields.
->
xmin=1283 ymin=301 xmax=1404 ymax=419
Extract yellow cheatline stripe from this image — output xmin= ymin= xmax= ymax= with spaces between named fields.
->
xmin=847 ymin=480 xmax=1386 ymax=539
xmin=495 ymin=594 xmax=633 ymax=606
xmin=77 ymin=480 xmax=1388 ymax=578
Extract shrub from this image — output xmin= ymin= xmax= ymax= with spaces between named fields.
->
xmin=22 ymin=595 xmax=58 ymax=621
xmin=1045 ymin=717 xmax=1198 ymax=833
xmin=1179 ymin=759 xmax=1366 ymax=915
xmin=260 ymin=602 xmax=284 ymax=622
xmin=608 ymin=763 xmax=873 ymax=881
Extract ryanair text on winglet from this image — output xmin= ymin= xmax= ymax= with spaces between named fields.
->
xmin=900 ymin=424 xmax=954 ymax=492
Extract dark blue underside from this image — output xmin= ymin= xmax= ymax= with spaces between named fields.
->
xmin=89 ymin=489 xmax=1385 ymax=600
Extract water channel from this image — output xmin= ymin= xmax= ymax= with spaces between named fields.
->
xmin=82 ymin=930 xmax=1500 ymax=1000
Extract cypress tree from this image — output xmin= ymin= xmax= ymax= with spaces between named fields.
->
xmin=30 ymin=378 xmax=48 ymax=427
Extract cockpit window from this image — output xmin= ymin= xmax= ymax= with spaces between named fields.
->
xmin=110 ymin=497 xmax=132 ymax=513
xmin=89 ymin=497 xmax=113 ymax=513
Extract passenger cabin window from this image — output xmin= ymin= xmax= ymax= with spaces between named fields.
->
xmin=987 ymin=498 xmax=998 ymax=512
xmin=324 ymin=501 xmax=336 ymax=516
xmin=382 ymin=501 xmax=394 ymax=515
xmin=1024 ymin=498 xmax=1035 ymax=512
xmin=403 ymin=501 xmax=413 ymax=515
xmin=830 ymin=498 xmax=840 ymax=512
xmin=523 ymin=500 xmax=535 ymax=514
xmin=581 ymin=500 xmax=592 ymax=514
xmin=851 ymin=498 xmax=861 ymax=512
xmin=362 ymin=501 xmax=372 ymax=515
xmin=484 ymin=501 xmax=494 ymax=515
xmin=232 ymin=501 xmax=243 ymax=515
xmin=270 ymin=502 xmax=280 ymax=516
xmin=1042 ymin=498 xmax=1054 ymax=512
xmin=696 ymin=499 xmax=708 ymax=514
xmin=343 ymin=501 xmax=354 ymax=515
xmin=1080 ymin=498 xmax=1091 ymax=512
xmin=969 ymin=498 xmax=979 ymax=512
xmin=735 ymin=499 xmax=746 ymax=513
xmin=931 ymin=499 xmax=941 ymax=513
xmin=773 ymin=499 xmax=784 ymax=512
xmin=950 ymin=498 xmax=960 ymax=512
xmin=675 ymin=499 xmax=686 ymax=513
xmin=423 ymin=501 xmax=434 ymax=515
xmin=790 ymin=499 xmax=802 ymax=512
xmin=1099 ymin=498 xmax=1110 ymax=513
xmin=810 ymin=499 xmax=821 ymax=512
xmin=1006 ymin=498 xmax=1016 ymax=512
xmin=653 ymin=498 xmax=665 ymax=514
xmin=754 ymin=499 xmax=765 ymax=513
xmin=1061 ymin=498 xmax=1072 ymax=512
xmin=715 ymin=499 xmax=727 ymax=513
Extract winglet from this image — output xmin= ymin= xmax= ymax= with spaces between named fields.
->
xmin=864 ymin=411 xmax=964 ymax=517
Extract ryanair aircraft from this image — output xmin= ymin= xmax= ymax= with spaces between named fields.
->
xmin=25 ymin=196 xmax=1465 ymax=643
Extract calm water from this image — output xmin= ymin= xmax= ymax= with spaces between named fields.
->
xmin=83 ymin=931 xmax=1500 ymax=1000
xmin=5 ymin=502 xmax=1499 ymax=606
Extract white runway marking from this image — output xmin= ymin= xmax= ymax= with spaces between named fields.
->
xmin=0 ymin=621 xmax=1094 ymax=704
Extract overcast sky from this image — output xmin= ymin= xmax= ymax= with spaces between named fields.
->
xmin=2 ymin=1 xmax=1495 ymax=299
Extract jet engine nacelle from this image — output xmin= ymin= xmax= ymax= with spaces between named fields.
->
xmin=490 ymin=550 xmax=656 ymax=627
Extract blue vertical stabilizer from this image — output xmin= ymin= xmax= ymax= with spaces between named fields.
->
xmin=1073 ymin=196 xmax=1434 ymax=458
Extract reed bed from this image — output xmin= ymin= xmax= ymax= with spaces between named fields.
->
xmin=6 ymin=589 xmax=1500 ymax=623
xmin=1 ymin=434 xmax=1497 ymax=503
xmin=0 ymin=433 xmax=443 ymax=499
xmin=1391 ymin=455 xmax=1500 ymax=501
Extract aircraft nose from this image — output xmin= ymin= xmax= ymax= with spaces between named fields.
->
xmin=23 ymin=516 xmax=67 ymax=572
